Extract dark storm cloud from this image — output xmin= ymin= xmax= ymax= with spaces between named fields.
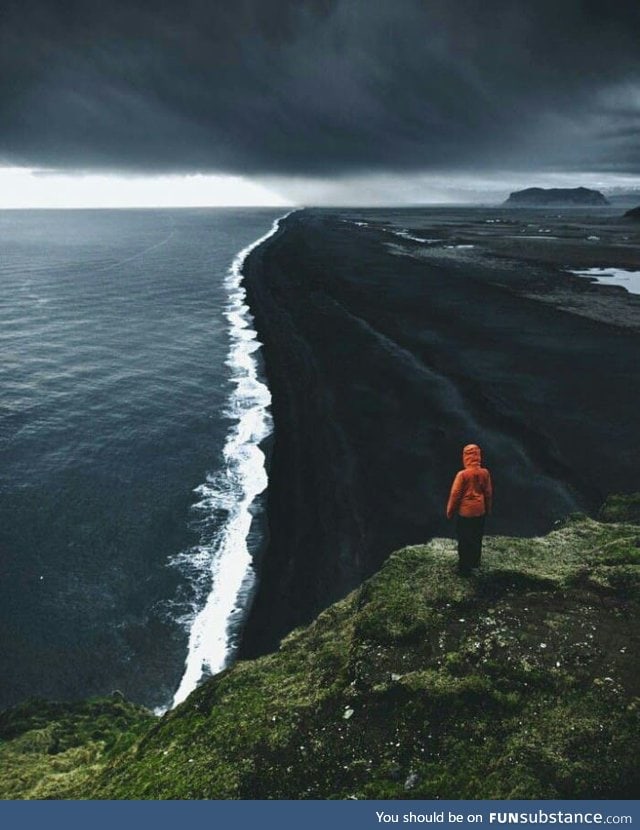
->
xmin=1 ymin=0 xmax=639 ymax=175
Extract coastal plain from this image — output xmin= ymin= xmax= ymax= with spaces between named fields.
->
xmin=241 ymin=206 xmax=640 ymax=658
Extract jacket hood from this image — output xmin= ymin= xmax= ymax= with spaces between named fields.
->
xmin=462 ymin=444 xmax=482 ymax=468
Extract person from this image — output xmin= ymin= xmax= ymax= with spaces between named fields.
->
xmin=446 ymin=444 xmax=493 ymax=575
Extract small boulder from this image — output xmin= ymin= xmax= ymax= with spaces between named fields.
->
xmin=404 ymin=772 xmax=419 ymax=790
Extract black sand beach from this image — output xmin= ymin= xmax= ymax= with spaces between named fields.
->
xmin=240 ymin=207 xmax=640 ymax=658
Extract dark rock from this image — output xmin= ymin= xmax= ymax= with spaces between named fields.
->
xmin=623 ymin=206 xmax=640 ymax=221
xmin=504 ymin=187 xmax=610 ymax=206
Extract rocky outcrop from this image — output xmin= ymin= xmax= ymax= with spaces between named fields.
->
xmin=504 ymin=187 xmax=610 ymax=207
xmin=623 ymin=206 xmax=640 ymax=221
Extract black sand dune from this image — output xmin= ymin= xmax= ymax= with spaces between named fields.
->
xmin=240 ymin=208 xmax=640 ymax=657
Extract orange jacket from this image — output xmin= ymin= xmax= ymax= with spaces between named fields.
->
xmin=446 ymin=444 xmax=493 ymax=519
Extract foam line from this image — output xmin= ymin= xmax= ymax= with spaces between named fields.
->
xmin=170 ymin=210 xmax=295 ymax=709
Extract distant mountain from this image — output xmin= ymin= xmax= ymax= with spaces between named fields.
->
xmin=504 ymin=187 xmax=610 ymax=207
xmin=623 ymin=206 xmax=640 ymax=221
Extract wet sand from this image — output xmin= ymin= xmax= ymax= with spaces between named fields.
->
xmin=240 ymin=206 xmax=640 ymax=657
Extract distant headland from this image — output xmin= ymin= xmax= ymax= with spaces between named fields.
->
xmin=503 ymin=186 xmax=610 ymax=207
xmin=623 ymin=205 xmax=640 ymax=220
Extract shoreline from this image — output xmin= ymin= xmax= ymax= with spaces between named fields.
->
xmin=170 ymin=211 xmax=293 ymax=708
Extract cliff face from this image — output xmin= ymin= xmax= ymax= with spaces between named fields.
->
xmin=504 ymin=187 xmax=610 ymax=206
xmin=2 ymin=496 xmax=639 ymax=800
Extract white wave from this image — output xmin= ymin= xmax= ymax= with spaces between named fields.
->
xmin=170 ymin=210 xmax=295 ymax=709
xmin=570 ymin=266 xmax=640 ymax=296
xmin=392 ymin=229 xmax=430 ymax=243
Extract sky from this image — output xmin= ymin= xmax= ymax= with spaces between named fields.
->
xmin=1 ymin=0 xmax=639 ymax=206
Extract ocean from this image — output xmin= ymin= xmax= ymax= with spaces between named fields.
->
xmin=0 ymin=207 xmax=287 ymax=711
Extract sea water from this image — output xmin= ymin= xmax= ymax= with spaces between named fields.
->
xmin=0 ymin=207 xmax=285 ymax=711
xmin=570 ymin=266 xmax=640 ymax=295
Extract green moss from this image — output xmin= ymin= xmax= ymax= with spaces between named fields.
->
xmin=0 ymin=696 xmax=153 ymax=799
xmin=2 ymin=499 xmax=640 ymax=800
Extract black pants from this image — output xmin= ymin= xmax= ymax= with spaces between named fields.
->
xmin=456 ymin=515 xmax=485 ymax=574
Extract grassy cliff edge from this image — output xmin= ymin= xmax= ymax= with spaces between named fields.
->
xmin=2 ymin=496 xmax=639 ymax=799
